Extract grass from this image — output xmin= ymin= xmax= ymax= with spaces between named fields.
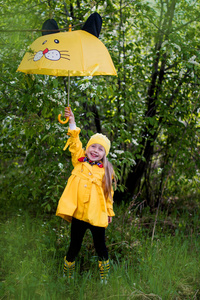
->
xmin=0 ymin=204 xmax=199 ymax=300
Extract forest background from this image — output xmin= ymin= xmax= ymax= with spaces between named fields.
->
xmin=1 ymin=0 xmax=200 ymax=299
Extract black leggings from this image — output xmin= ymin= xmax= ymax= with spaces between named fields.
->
xmin=66 ymin=218 xmax=108 ymax=262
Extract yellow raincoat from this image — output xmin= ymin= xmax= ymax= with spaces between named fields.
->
xmin=56 ymin=127 xmax=115 ymax=228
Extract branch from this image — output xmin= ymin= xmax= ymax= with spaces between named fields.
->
xmin=172 ymin=14 xmax=200 ymax=33
xmin=167 ymin=70 xmax=190 ymax=107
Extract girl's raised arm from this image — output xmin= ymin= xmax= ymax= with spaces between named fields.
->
xmin=65 ymin=107 xmax=75 ymax=124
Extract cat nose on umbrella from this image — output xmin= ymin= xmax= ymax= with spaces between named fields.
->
xmin=43 ymin=48 xmax=49 ymax=54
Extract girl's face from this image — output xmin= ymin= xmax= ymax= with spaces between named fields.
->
xmin=86 ymin=143 xmax=105 ymax=161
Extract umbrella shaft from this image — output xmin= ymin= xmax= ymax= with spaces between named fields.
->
xmin=68 ymin=71 xmax=70 ymax=107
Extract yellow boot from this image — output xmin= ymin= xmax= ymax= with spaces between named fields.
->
xmin=98 ymin=259 xmax=110 ymax=284
xmin=63 ymin=256 xmax=75 ymax=279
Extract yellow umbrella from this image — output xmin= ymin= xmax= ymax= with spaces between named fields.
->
xmin=17 ymin=30 xmax=116 ymax=77
xmin=17 ymin=13 xmax=117 ymax=123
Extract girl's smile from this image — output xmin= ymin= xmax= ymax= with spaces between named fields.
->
xmin=86 ymin=144 xmax=105 ymax=161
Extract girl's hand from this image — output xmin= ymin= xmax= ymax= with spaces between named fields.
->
xmin=108 ymin=216 xmax=112 ymax=224
xmin=65 ymin=107 xmax=75 ymax=124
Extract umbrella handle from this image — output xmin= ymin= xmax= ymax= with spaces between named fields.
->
xmin=58 ymin=106 xmax=70 ymax=124
xmin=58 ymin=114 xmax=69 ymax=124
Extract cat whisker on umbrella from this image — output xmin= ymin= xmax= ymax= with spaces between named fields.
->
xmin=60 ymin=57 xmax=70 ymax=60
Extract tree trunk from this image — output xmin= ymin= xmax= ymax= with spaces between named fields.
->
xmin=115 ymin=1 xmax=177 ymax=202
xmin=91 ymin=104 xmax=101 ymax=133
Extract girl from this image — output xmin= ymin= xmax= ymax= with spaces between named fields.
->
xmin=56 ymin=107 xmax=116 ymax=283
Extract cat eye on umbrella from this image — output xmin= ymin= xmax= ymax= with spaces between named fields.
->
xmin=17 ymin=13 xmax=117 ymax=124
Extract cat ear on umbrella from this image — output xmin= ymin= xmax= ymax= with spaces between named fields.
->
xmin=41 ymin=19 xmax=60 ymax=36
xmin=82 ymin=12 xmax=102 ymax=38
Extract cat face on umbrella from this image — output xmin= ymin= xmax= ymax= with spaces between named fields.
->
xmin=29 ymin=35 xmax=70 ymax=62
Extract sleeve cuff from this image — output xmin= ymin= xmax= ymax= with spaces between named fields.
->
xmin=107 ymin=208 xmax=115 ymax=217
xmin=69 ymin=123 xmax=76 ymax=130
xmin=63 ymin=127 xmax=81 ymax=151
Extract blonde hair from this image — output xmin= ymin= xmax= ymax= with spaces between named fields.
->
xmin=102 ymin=155 xmax=117 ymax=200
